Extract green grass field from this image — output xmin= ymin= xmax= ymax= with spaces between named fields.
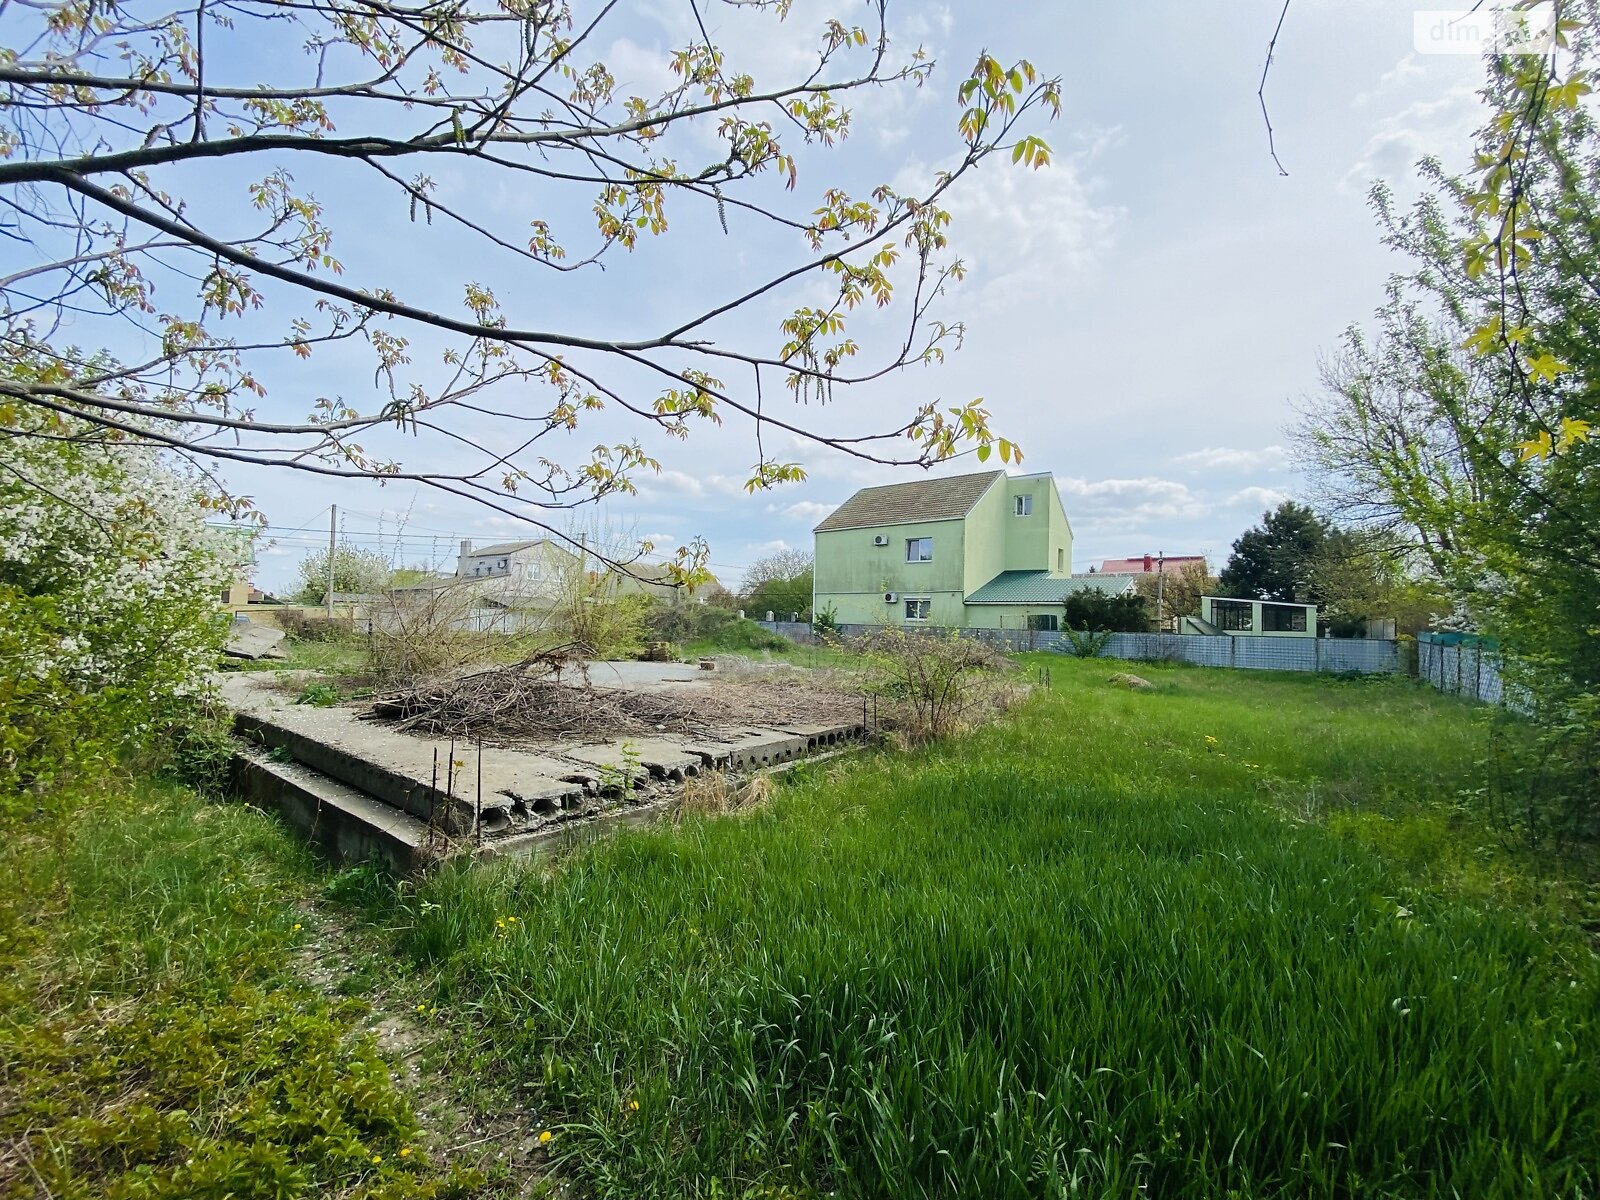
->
xmin=343 ymin=657 xmax=1600 ymax=1199
xmin=0 ymin=782 xmax=482 ymax=1199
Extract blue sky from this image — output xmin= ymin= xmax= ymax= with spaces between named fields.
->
xmin=204 ymin=1 xmax=1488 ymax=593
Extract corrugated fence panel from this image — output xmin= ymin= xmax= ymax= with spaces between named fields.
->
xmin=1082 ymin=632 xmax=1397 ymax=674
xmin=753 ymin=622 xmax=1400 ymax=674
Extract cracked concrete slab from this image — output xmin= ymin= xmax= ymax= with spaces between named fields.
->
xmin=219 ymin=665 xmax=868 ymax=869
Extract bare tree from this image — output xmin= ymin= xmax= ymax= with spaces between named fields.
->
xmin=1132 ymin=559 xmax=1213 ymax=629
xmin=0 ymin=0 xmax=1060 ymax=577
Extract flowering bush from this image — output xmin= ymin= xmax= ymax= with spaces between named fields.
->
xmin=0 ymin=415 xmax=244 ymax=800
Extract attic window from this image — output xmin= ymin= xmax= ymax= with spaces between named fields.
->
xmin=1014 ymin=495 xmax=1032 ymax=516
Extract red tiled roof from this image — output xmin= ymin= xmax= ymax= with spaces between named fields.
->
xmin=1099 ymin=555 xmax=1207 ymax=574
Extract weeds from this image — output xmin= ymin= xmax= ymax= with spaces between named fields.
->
xmin=295 ymin=680 xmax=343 ymax=707
xmin=339 ymin=656 xmax=1600 ymax=1199
xmin=1059 ymin=626 xmax=1114 ymax=658
xmin=0 ymin=780 xmax=486 ymax=1199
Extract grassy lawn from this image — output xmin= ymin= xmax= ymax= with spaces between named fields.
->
xmin=225 ymin=633 xmax=371 ymax=676
xmin=340 ymin=656 xmax=1600 ymax=1199
xmin=0 ymin=781 xmax=484 ymax=1199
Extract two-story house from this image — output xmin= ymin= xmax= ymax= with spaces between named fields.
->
xmin=812 ymin=470 xmax=1135 ymax=631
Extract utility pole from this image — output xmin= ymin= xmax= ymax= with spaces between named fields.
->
xmin=326 ymin=504 xmax=337 ymax=618
xmin=1156 ymin=550 xmax=1166 ymax=631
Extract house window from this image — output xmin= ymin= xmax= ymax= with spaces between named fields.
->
xmin=904 ymin=597 xmax=932 ymax=621
xmin=1057 ymin=548 xmax=1064 ymax=573
xmin=1026 ymin=613 xmax=1059 ymax=632
xmin=905 ymin=537 xmax=933 ymax=563
xmin=1014 ymin=494 xmax=1032 ymax=516
xmin=497 ymin=557 xmax=508 ymax=569
xmin=1212 ymin=599 xmax=1254 ymax=631
xmin=1261 ymin=602 xmax=1308 ymax=633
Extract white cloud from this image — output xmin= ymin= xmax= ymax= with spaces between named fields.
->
xmin=638 ymin=531 xmax=678 ymax=547
xmin=901 ymin=130 xmax=1126 ymax=310
xmin=1227 ymin=485 xmax=1292 ymax=512
xmin=748 ymin=538 xmax=798 ymax=556
xmin=1057 ymin=476 xmax=1206 ymax=524
xmin=644 ymin=469 xmax=747 ymax=499
xmin=769 ymin=499 xmax=837 ymax=523
xmin=1353 ymin=54 xmax=1426 ymax=106
xmin=1344 ymin=84 xmax=1482 ymax=190
xmin=1172 ymin=445 xmax=1290 ymax=472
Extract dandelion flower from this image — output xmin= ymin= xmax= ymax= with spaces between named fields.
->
xmin=628 ymin=1099 xmax=640 ymax=1112
xmin=372 ymin=1154 xmax=383 ymax=1164
xmin=399 ymin=1147 xmax=411 ymax=1158
xmin=538 ymin=1130 xmax=553 ymax=1145
xmin=292 ymin=922 xmax=302 ymax=932
xmin=1204 ymin=735 xmax=1218 ymax=744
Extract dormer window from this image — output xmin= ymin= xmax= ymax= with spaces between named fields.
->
xmin=1014 ymin=495 xmax=1032 ymax=516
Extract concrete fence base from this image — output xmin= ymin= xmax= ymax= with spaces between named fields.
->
xmin=755 ymin=621 xmax=1400 ymax=672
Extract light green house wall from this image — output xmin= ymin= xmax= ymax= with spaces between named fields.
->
xmin=1000 ymin=473 xmax=1072 ymax=575
xmin=813 ymin=472 xmax=1075 ymax=628
xmin=1194 ymin=596 xmax=1318 ymax=637
xmin=963 ymin=604 xmax=1070 ymax=631
xmin=813 ymin=516 xmax=968 ymax=625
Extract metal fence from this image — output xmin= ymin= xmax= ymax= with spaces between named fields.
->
xmin=755 ymin=621 xmax=1399 ymax=673
xmin=755 ymin=620 xmax=1062 ymax=653
xmin=1055 ymin=631 xmax=1400 ymax=674
xmin=1417 ymin=633 xmax=1506 ymax=704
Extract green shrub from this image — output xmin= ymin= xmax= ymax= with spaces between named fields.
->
xmin=1062 ymin=589 xmax=1149 ymax=632
xmin=704 ymin=617 xmax=791 ymax=653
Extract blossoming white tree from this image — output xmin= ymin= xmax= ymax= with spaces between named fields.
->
xmin=0 ymin=409 xmax=243 ymax=792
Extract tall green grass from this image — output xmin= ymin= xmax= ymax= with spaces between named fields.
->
xmin=356 ymin=660 xmax=1599 ymax=1198
xmin=0 ymin=781 xmax=482 ymax=1199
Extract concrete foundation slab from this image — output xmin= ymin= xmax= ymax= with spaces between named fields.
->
xmin=223 ymin=676 xmax=585 ymax=839
xmin=219 ymin=664 xmax=869 ymax=873
xmin=553 ymin=737 xmax=704 ymax=783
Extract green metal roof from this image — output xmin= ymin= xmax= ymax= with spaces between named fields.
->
xmin=965 ymin=571 xmax=1136 ymax=605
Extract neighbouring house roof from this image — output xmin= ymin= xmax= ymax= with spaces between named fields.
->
xmin=387 ymin=575 xmax=458 ymax=592
xmin=463 ymin=539 xmax=551 ymax=557
xmin=614 ymin=562 xmax=723 ymax=591
xmin=813 ymin=469 xmax=1005 ymax=533
xmin=1099 ymin=555 xmax=1207 ymax=574
xmin=965 ymin=571 xmax=1138 ymax=605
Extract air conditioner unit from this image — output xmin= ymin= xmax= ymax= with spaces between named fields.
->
xmin=873 ymin=534 xmax=889 ymax=546
xmin=884 ymin=591 xmax=897 ymax=604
